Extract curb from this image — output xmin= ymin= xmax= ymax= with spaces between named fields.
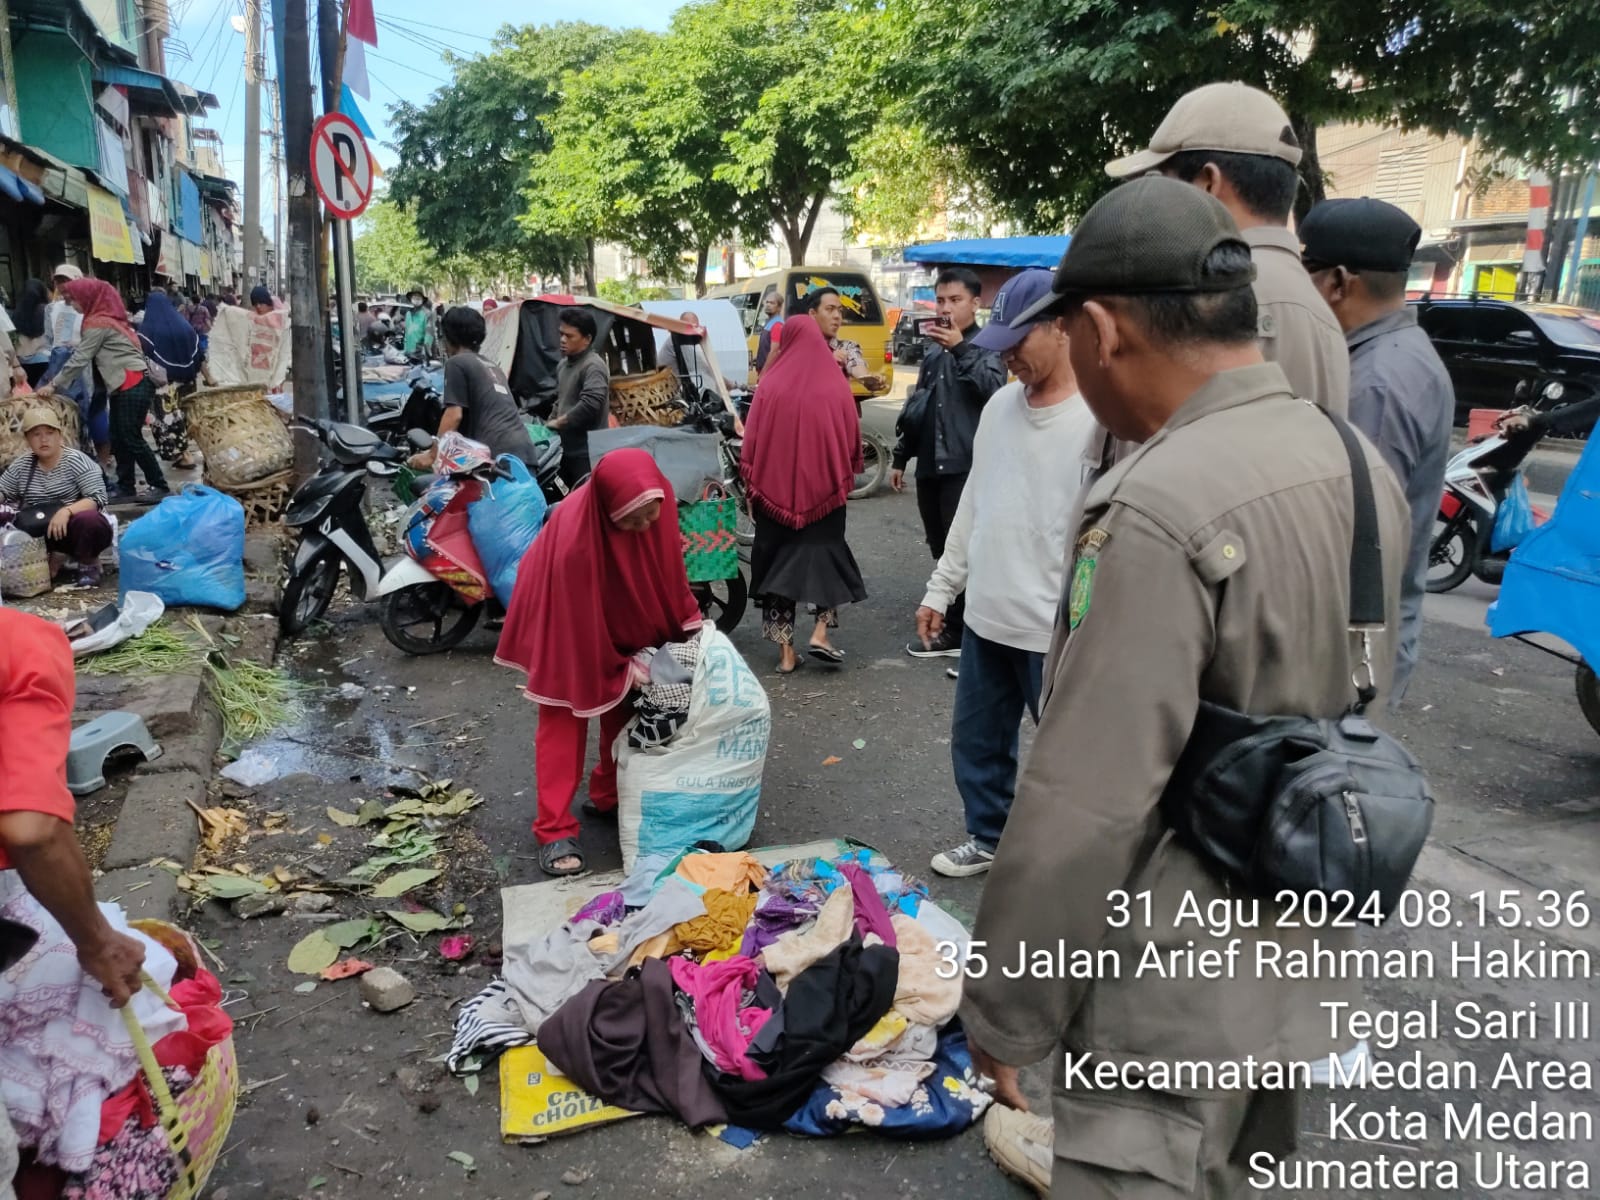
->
xmin=91 ymin=527 xmax=289 ymax=916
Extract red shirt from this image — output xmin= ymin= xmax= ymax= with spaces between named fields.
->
xmin=0 ymin=609 xmax=76 ymax=869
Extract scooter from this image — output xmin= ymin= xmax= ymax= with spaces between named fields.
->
xmin=1427 ymin=387 xmax=1557 ymax=594
xmin=279 ymin=420 xmax=406 ymax=635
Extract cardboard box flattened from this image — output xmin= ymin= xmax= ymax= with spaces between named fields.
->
xmin=499 ymin=1046 xmax=643 ymax=1140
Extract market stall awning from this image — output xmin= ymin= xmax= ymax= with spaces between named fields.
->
xmin=0 ymin=164 xmax=44 ymax=205
xmin=92 ymin=64 xmax=183 ymax=115
xmin=902 ymin=236 xmax=1071 ymax=269
xmin=188 ymin=168 xmax=237 ymax=200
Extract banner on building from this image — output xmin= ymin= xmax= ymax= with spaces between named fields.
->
xmin=181 ymin=238 xmax=201 ymax=278
xmin=87 ymin=184 xmax=137 ymax=264
xmin=155 ymin=232 xmax=176 ymax=278
xmin=201 ymin=250 xmax=214 ymax=283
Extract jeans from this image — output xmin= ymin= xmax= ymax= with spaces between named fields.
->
xmin=108 ymin=378 xmax=167 ymax=492
xmin=41 ymin=346 xmax=107 ymax=449
xmin=916 ymin=471 xmax=968 ymax=637
xmin=951 ymin=630 xmax=1043 ymax=847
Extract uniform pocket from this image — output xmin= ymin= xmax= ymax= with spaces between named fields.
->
xmin=1052 ymin=1091 xmax=1205 ymax=1191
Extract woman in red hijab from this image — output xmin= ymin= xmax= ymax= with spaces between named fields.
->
xmin=496 ymin=448 xmax=702 ymax=875
xmin=36 ymin=280 xmax=169 ymax=503
xmin=740 ymin=313 xmax=867 ymax=673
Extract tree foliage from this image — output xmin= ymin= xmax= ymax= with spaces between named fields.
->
xmin=385 ymin=23 xmax=632 ymax=285
xmin=889 ymin=0 xmax=1600 ymax=228
xmin=351 ymin=197 xmax=500 ymax=298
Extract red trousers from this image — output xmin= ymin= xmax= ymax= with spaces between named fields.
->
xmin=533 ymin=702 xmax=630 ymax=844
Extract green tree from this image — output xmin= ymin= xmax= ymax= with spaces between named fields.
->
xmin=385 ymin=22 xmax=631 ymax=289
xmin=889 ymin=0 xmax=1600 ymax=228
xmin=352 ymin=197 xmax=439 ymax=295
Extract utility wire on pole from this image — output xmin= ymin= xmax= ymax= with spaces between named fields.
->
xmin=283 ymin=0 xmax=329 ymax=481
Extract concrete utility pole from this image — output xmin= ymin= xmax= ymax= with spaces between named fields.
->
xmin=282 ymin=0 xmax=329 ymax=480
xmin=317 ymin=0 xmax=363 ymax=425
xmin=242 ymin=0 xmax=262 ymax=287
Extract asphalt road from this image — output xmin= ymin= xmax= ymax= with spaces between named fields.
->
xmin=195 ymin=402 xmax=1599 ymax=1200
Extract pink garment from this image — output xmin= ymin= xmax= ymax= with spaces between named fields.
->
xmin=840 ymin=863 xmax=897 ymax=948
xmin=668 ymin=956 xmax=772 ymax=1082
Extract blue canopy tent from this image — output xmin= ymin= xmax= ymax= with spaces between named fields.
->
xmin=902 ymin=236 xmax=1071 ymax=269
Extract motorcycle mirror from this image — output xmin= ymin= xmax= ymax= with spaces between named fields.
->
xmin=407 ymin=428 xmax=434 ymax=450
xmin=1514 ymin=379 xmax=1533 ymax=400
xmin=367 ymin=460 xmax=400 ymax=477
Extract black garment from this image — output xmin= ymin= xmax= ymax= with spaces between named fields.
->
xmin=891 ymin=326 xmax=1005 ymax=480
xmin=554 ymin=349 xmax=611 ymax=463
xmin=14 ymin=279 xmax=48 ymax=339
xmin=1529 ymin=392 xmax=1600 ymax=439
xmin=108 ymin=378 xmax=166 ymax=492
xmin=538 ymin=957 xmax=730 ymax=1128
xmin=708 ymin=936 xmax=899 ymax=1129
xmin=443 ymin=351 xmax=536 ymax=465
xmin=750 ymin=506 xmax=867 ymax=613
xmin=915 ymin=471 xmax=968 ymax=638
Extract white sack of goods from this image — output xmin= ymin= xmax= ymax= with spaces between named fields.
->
xmin=615 ymin=625 xmax=770 ymax=872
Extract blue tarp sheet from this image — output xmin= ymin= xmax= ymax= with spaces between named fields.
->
xmin=178 ymin=172 xmax=202 ymax=242
xmin=1487 ymin=434 xmax=1600 ymax=667
xmin=903 ymin=236 xmax=1071 ymax=269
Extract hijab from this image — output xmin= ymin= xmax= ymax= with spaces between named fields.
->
xmin=495 ymin=449 xmax=702 ymax=716
xmin=60 ymin=279 xmax=138 ymax=348
xmin=739 ymin=314 xmax=862 ymax=528
xmin=13 ymin=280 xmax=48 ymax=339
xmin=138 ymin=291 xmax=202 ymax=382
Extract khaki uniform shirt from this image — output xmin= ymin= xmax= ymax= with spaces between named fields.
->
xmin=960 ymin=362 xmax=1409 ymax=1076
xmin=1245 ymin=225 xmax=1350 ymax=417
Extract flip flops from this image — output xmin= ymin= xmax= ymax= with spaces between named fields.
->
xmin=538 ymin=838 xmax=586 ymax=877
xmin=581 ymin=799 xmax=617 ymax=820
xmin=808 ymin=644 xmax=845 ymax=666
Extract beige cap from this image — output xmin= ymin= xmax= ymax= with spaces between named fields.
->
xmin=1105 ymin=82 xmax=1302 ymax=178
xmin=51 ymin=263 xmax=83 ymax=281
xmin=21 ymin=407 xmax=62 ymax=433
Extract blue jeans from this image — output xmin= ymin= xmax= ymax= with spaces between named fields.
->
xmin=950 ymin=630 xmax=1043 ymax=847
xmin=40 ymin=345 xmax=107 ymax=448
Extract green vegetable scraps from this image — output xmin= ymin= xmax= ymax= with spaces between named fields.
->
xmin=77 ymin=621 xmax=202 ymax=676
xmin=206 ymin=657 xmax=301 ymax=749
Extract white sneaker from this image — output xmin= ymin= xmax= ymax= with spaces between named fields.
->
xmin=931 ymin=838 xmax=995 ymax=877
xmin=984 ymin=1104 xmax=1051 ymax=1197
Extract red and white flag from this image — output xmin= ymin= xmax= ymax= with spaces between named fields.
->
xmin=343 ymin=35 xmax=369 ymax=99
xmin=346 ymin=0 xmax=377 ymax=46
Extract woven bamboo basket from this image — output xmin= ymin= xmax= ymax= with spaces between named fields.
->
xmin=184 ymin=385 xmax=294 ymax=487
xmin=609 ymin=367 xmax=684 ymax=428
xmin=0 ymin=394 xmax=82 ymax=468
xmin=214 ymin=468 xmax=293 ymax=527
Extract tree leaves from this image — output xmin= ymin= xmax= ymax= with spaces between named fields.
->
xmin=384 ymin=909 xmax=455 ymax=934
xmin=372 ymin=868 xmax=443 ymax=898
xmin=287 ymin=931 xmax=340 ymax=975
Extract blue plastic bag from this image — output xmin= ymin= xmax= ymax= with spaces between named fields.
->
xmin=119 ymin=485 xmax=246 ymax=610
xmin=1491 ymin=474 xmax=1535 ymax=554
xmin=468 ymin=455 xmax=548 ymax=607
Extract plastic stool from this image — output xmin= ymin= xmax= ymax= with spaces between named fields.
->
xmin=67 ymin=712 xmax=163 ymax=796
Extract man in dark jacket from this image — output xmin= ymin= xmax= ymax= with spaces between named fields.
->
xmin=891 ymin=267 xmax=1007 ymax=657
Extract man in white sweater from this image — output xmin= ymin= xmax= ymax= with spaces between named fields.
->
xmin=918 ymin=270 xmax=1099 ymax=877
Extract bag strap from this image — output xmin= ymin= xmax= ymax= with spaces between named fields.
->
xmin=23 ymin=454 xmax=38 ymax=502
xmin=1320 ymin=408 xmax=1384 ymax=709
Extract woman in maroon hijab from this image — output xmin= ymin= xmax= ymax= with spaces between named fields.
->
xmin=496 ymin=449 xmax=702 ymax=875
xmin=740 ymin=313 xmax=867 ymax=674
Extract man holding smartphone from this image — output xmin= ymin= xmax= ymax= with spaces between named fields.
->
xmin=892 ymin=267 xmax=1007 ymax=658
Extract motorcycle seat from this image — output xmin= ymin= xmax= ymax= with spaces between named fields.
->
xmin=327 ymin=422 xmax=403 ymax=465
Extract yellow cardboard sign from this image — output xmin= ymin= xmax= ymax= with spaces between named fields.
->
xmin=498 ymin=1045 xmax=641 ymax=1141
xmin=87 ymin=184 xmax=137 ymax=265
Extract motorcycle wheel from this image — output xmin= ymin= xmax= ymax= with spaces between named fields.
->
xmin=693 ymin=570 xmax=749 ymax=632
xmin=849 ymin=432 xmax=890 ymax=500
xmin=1473 ymin=557 xmax=1507 ymax=586
xmin=1577 ymin=662 xmax=1600 ymax=739
xmin=1426 ymin=513 xmax=1477 ymax=594
xmin=279 ymin=550 xmax=340 ymax=636
xmin=380 ymin=582 xmax=481 ymax=655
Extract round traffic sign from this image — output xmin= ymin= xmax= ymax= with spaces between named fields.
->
xmin=311 ymin=112 xmax=373 ymax=219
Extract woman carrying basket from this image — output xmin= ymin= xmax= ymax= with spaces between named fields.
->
xmin=495 ymin=449 xmax=703 ymax=876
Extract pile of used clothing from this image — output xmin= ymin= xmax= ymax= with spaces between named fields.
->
xmin=451 ymin=845 xmax=990 ymax=1138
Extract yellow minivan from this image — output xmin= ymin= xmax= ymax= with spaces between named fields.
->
xmin=707 ymin=267 xmax=893 ymax=396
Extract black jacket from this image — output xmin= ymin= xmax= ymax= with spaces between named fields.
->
xmin=891 ymin=327 xmax=1006 ymax=478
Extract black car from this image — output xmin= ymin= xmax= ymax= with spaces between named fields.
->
xmin=1410 ymin=297 xmax=1600 ymax=432
xmin=890 ymin=309 xmax=939 ymax=364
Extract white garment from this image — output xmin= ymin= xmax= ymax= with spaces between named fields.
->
xmin=0 ymin=873 xmax=186 ymax=1172
xmin=921 ymin=381 xmax=1096 ymax=653
xmin=45 ymin=300 xmax=83 ymax=350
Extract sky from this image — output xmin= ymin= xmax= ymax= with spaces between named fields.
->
xmin=164 ymin=0 xmax=688 ymax=185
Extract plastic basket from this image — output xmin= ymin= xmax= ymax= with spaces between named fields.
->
xmin=679 ymin=497 xmax=738 ymax=582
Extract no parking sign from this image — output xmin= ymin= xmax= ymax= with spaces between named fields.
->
xmin=311 ymin=112 xmax=373 ymax=219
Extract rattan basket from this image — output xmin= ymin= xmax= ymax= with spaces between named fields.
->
xmin=214 ymin=468 xmax=293 ymax=527
xmin=184 ymin=385 xmax=294 ymax=487
xmin=609 ymin=367 xmax=684 ymax=428
xmin=1 ymin=394 xmax=82 ymax=468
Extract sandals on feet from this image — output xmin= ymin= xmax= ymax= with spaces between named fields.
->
xmin=581 ymin=799 xmax=617 ymax=820
xmin=808 ymin=644 xmax=845 ymax=665
xmin=776 ymin=656 xmax=804 ymax=675
xmin=538 ymin=838 xmax=586 ymax=877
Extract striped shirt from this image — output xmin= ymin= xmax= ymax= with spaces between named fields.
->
xmin=0 ymin=448 xmax=107 ymax=510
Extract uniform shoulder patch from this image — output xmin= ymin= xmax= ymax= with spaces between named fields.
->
xmin=1068 ymin=527 xmax=1110 ymax=630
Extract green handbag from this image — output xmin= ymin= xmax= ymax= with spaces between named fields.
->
xmin=678 ymin=496 xmax=738 ymax=582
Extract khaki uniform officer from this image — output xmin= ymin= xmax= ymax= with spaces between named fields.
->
xmin=962 ymin=176 xmax=1410 ymax=1199
xmin=1107 ymin=81 xmax=1349 ymax=417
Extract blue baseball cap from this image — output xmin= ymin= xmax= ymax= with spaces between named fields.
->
xmin=972 ymin=269 xmax=1056 ymax=351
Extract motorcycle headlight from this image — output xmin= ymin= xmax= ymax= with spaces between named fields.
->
xmin=1543 ymin=381 xmax=1566 ymax=402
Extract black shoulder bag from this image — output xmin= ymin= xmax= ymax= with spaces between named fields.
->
xmin=11 ymin=456 xmax=65 ymax=539
xmin=1157 ymin=411 xmax=1434 ymax=923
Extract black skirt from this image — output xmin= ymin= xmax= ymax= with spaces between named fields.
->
xmin=750 ymin=506 xmax=867 ymax=611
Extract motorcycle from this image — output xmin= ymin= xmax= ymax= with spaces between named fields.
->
xmin=279 ymin=419 xmax=407 ymax=636
xmin=366 ymin=365 xmax=446 ymax=449
xmin=1427 ymin=385 xmax=1557 ymax=594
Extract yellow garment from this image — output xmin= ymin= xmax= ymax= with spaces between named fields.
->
xmin=890 ymin=912 xmax=962 ymax=1025
xmin=847 ymin=1011 xmax=909 ymax=1061
xmin=587 ymin=931 xmax=620 ymax=956
xmin=626 ymin=928 xmax=684 ymax=968
xmin=761 ymin=887 xmax=854 ymax=990
xmin=672 ymin=889 xmax=758 ymax=954
xmin=675 ymin=851 xmax=767 ymax=896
